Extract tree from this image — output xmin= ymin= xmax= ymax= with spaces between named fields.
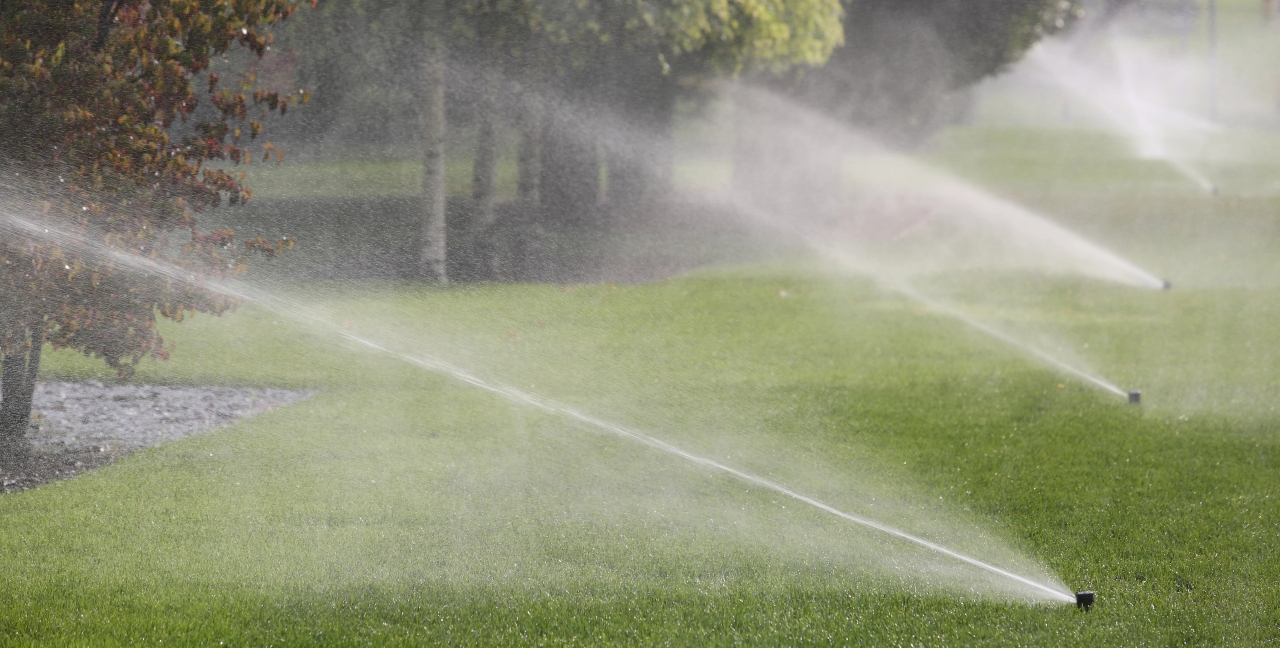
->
xmin=527 ymin=0 xmax=845 ymax=222
xmin=215 ymin=1 xmax=844 ymax=280
xmin=456 ymin=0 xmax=535 ymax=279
xmin=418 ymin=0 xmax=449 ymax=282
xmin=0 ymin=0 xmax=308 ymax=463
xmin=800 ymin=0 xmax=1085 ymax=143
xmin=272 ymin=0 xmax=529 ymax=283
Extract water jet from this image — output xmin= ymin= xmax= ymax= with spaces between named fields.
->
xmin=0 ymin=207 xmax=1080 ymax=605
xmin=1026 ymin=39 xmax=1222 ymax=196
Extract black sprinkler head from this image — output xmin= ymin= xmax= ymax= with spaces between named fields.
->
xmin=1076 ymin=590 xmax=1095 ymax=612
xmin=1128 ymin=391 xmax=1141 ymax=405
xmin=1161 ymin=279 xmax=1172 ymax=291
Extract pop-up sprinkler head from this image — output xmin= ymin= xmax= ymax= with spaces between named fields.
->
xmin=1075 ymin=591 xmax=1095 ymax=611
xmin=1161 ymin=279 xmax=1172 ymax=291
xmin=1128 ymin=391 xmax=1141 ymax=405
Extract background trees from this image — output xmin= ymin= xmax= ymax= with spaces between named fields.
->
xmin=0 ymin=0 xmax=307 ymax=461
xmin=0 ymin=0 xmax=1100 ymax=460
xmin=264 ymin=0 xmax=844 ymax=282
xmin=794 ymin=0 xmax=1086 ymax=144
xmin=461 ymin=0 xmax=846 ymax=279
xmin=262 ymin=0 xmax=1083 ymax=285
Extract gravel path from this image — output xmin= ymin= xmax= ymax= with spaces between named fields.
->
xmin=1 ymin=381 xmax=313 ymax=492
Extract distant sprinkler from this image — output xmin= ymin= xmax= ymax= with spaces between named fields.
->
xmin=1161 ymin=280 xmax=1172 ymax=291
xmin=1075 ymin=590 xmax=1095 ymax=611
xmin=1128 ymin=391 xmax=1141 ymax=405
xmin=1209 ymin=184 xmax=1220 ymax=197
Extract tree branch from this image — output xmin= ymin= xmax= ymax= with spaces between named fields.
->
xmin=93 ymin=0 xmax=122 ymax=52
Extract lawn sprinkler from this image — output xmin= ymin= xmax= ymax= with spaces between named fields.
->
xmin=1075 ymin=591 xmax=1095 ymax=611
xmin=1128 ymin=391 xmax=1141 ymax=405
xmin=1161 ymin=279 xmax=1172 ymax=291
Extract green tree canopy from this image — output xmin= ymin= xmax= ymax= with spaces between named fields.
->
xmin=790 ymin=0 xmax=1083 ymax=144
xmin=531 ymin=0 xmax=843 ymax=74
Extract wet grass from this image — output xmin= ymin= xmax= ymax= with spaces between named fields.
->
xmin=4 ymin=265 xmax=1279 ymax=644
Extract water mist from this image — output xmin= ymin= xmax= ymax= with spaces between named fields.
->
xmin=724 ymin=86 xmax=1161 ymax=402
xmin=0 ymin=204 xmax=1077 ymax=604
xmin=1026 ymin=37 xmax=1221 ymax=194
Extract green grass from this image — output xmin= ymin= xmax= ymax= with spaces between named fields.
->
xmin=14 ymin=121 xmax=1280 ymax=646
xmin=233 ymin=157 xmax=520 ymax=200
xmin=3 ymin=264 xmax=1278 ymax=644
xmin=9 ymin=19 xmax=1280 ymax=639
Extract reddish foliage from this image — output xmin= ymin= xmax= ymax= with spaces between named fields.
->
xmin=0 ymin=0 xmax=311 ymax=376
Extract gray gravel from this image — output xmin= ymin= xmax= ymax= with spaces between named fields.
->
xmin=2 ymin=381 xmax=312 ymax=492
xmin=29 ymin=381 xmax=314 ymax=449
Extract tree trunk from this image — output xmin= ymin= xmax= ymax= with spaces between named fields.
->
xmin=540 ymin=65 xmax=601 ymax=227
xmin=606 ymin=52 xmax=675 ymax=207
xmin=541 ymin=115 xmax=599 ymax=226
xmin=469 ymin=54 xmax=502 ymax=278
xmin=420 ymin=10 xmax=448 ymax=283
xmin=509 ymin=43 xmax=545 ymax=281
xmin=0 ymin=327 xmax=42 ymax=465
xmin=516 ymin=55 xmax=543 ymax=207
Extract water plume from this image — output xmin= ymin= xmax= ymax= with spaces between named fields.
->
xmin=825 ymin=249 xmax=1130 ymax=400
xmin=731 ymin=87 xmax=1167 ymax=290
xmin=723 ymin=87 xmax=1157 ymax=400
xmin=0 ymin=205 xmax=1075 ymax=603
xmin=325 ymin=319 xmax=1076 ymax=603
xmin=729 ymin=194 xmax=1133 ymax=401
xmin=1026 ymin=37 xmax=1221 ymax=194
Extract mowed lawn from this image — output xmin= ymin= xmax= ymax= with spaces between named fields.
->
xmin=1 ymin=261 xmax=1277 ymax=644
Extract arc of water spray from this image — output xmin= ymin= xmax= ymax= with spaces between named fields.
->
xmin=0 ymin=209 xmax=1075 ymax=604
xmin=724 ymin=189 xmax=1140 ymax=401
xmin=293 ymin=299 xmax=1075 ymax=603
xmin=240 ymin=287 xmax=1075 ymax=603
xmin=774 ymin=219 xmax=1134 ymax=401
xmin=1026 ymin=41 xmax=1220 ymax=194
xmin=842 ymin=263 xmax=1130 ymax=399
xmin=721 ymin=87 xmax=1157 ymax=401
xmin=732 ymin=87 xmax=1168 ymax=291
xmin=896 ymin=285 xmax=1128 ymax=399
